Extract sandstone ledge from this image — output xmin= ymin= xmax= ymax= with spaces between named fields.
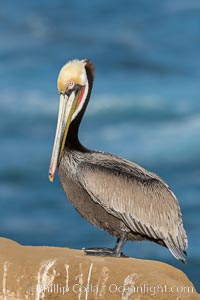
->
xmin=0 ymin=237 xmax=199 ymax=300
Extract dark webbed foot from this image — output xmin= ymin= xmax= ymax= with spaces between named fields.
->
xmin=83 ymin=247 xmax=127 ymax=257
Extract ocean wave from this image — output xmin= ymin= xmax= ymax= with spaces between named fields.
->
xmin=166 ymin=0 xmax=200 ymax=13
xmin=0 ymin=89 xmax=56 ymax=116
xmin=88 ymin=93 xmax=198 ymax=119
xmin=1 ymin=89 xmax=199 ymax=120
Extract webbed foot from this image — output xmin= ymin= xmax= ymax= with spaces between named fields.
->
xmin=82 ymin=247 xmax=127 ymax=257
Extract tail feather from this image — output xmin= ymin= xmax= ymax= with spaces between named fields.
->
xmin=164 ymin=240 xmax=187 ymax=264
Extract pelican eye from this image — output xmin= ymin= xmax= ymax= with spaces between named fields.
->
xmin=68 ymin=81 xmax=75 ymax=90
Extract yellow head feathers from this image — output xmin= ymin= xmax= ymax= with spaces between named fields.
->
xmin=57 ymin=59 xmax=88 ymax=94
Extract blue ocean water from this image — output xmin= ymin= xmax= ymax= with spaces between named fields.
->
xmin=0 ymin=0 xmax=200 ymax=292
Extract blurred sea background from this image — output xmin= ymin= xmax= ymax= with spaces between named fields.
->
xmin=0 ymin=0 xmax=200 ymax=291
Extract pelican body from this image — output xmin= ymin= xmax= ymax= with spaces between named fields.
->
xmin=49 ymin=59 xmax=188 ymax=263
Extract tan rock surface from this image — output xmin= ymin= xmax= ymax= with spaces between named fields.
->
xmin=0 ymin=237 xmax=199 ymax=300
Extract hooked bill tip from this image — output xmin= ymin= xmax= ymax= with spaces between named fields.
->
xmin=48 ymin=171 xmax=55 ymax=182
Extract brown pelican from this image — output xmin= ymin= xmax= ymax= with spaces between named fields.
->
xmin=49 ymin=59 xmax=188 ymax=263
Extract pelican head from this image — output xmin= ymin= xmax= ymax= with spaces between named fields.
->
xmin=49 ymin=59 xmax=94 ymax=182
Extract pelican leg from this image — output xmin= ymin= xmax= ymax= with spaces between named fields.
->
xmin=114 ymin=231 xmax=127 ymax=257
xmin=83 ymin=232 xmax=128 ymax=257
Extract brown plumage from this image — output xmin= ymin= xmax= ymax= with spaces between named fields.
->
xmin=49 ymin=59 xmax=188 ymax=263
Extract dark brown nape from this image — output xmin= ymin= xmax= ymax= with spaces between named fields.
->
xmin=66 ymin=60 xmax=95 ymax=151
xmin=85 ymin=59 xmax=95 ymax=81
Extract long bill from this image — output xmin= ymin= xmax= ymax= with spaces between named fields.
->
xmin=48 ymin=92 xmax=78 ymax=182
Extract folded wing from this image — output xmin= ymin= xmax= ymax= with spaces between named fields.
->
xmin=77 ymin=158 xmax=188 ymax=261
